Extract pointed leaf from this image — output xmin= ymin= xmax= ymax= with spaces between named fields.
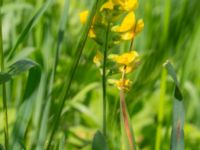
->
xmin=164 ymin=60 xmax=184 ymax=150
xmin=92 ymin=131 xmax=109 ymax=150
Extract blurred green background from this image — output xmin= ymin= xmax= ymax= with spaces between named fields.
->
xmin=0 ymin=0 xmax=200 ymax=149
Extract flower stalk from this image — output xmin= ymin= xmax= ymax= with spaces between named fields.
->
xmin=102 ymin=22 xmax=111 ymax=136
xmin=120 ymin=66 xmax=136 ymax=150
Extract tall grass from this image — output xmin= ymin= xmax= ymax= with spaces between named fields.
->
xmin=0 ymin=0 xmax=9 ymax=149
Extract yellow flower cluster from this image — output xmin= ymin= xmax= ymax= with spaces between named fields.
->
xmin=79 ymin=0 xmax=144 ymax=41
xmin=80 ymin=0 xmax=144 ymax=90
xmin=109 ymin=51 xmax=139 ymax=90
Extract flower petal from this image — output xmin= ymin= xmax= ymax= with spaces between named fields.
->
xmin=112 ymin=12 xmax=136 ymax=33
xmin=79 ymin=10 xmax=89 ymax=24
xmin=100 ymin=0 xmax=114 ymax=11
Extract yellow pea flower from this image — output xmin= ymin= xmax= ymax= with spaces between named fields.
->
xmin=120 ymin=19 xmax=144 ymax=40
xmin=121 ymin=31 xmax=134 ymax=40
xmin=112 ymin=12 xmax=136 ymax=33
xmin=121 ymin=0 xmax=138 ymax=11
xmin=112 ymin=0 xmax=138 ymax=11
xmin=79 ymin=10 xmax=89 ymax=24
xmin=119 ymin=65 xmax=133 ymax=73
xmin=89 ymin=28 xmax=96 ymax=38
xmin=93 ymin=51 xmax=103 ymax=66
xmin=100 ymin=0 xmax=114 ymax=11
xmin=135 ymin=19 xmax=144 ymax=34
xmin=110 ymin=51 xmax=139 ymax=65
xmin=115 ymin=79 xmax=132 ymax=90
xmin=79 ymin=10 xmax=96 ymax=38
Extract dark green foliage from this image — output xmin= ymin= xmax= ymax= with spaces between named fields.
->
xmin=92 ymin=131 xmax=108 ymax=150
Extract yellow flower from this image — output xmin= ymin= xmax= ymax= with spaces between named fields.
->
xmin=79 ymin=10 xmax=96 ymax=38
xmin=112 ymin=0 xmax=138 ymax=11
xmin=120 ymin=19 xmax=144 ymax=40
xmin=110 ymin=51 xmax=139 ymax=65
xmin=135 ymin=19 xmax=144 ymax=34
xmin=115 ymin=79 xmax=132 ymax=90
xmin=100 ymin=0 xmax=114 ymax=11
xmin=119 ymin=65 xmax=133 ymax=73
xmin=112 ymin=12 xmax=136 ymax=33
xmin=120 ymin=31 xmax=134 ymax=40
xmin=89 ymin=28 xmax=96 ymax=38
xmin=79 ymin=10 xmax=89 ymax=24
xmin=93 ymin=51 xmax=103 ymax=66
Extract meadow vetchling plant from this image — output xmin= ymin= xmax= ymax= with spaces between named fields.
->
xmin=80 ymin=0 xmax=144 ymax=149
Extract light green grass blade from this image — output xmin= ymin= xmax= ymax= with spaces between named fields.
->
xmin=58 ymin=135 xmax=65 ymax=150
xmin=155 ymin=69 xmax=167 ymax=150
xmin=7 ymin=0 xmax=54 ymax=60
xmin=164 ymin=61 xmax=184 ymax=150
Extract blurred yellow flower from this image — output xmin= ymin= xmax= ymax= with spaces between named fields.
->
xmin=135 ymin=19 xmax=144 ymax=34
xmin=109 ymin=51 xmax=139 ymax=65
xmin=121 ymin=31 xmax=134 ymax=40
xmin=120 ymin=19 xmax=144 ymax=40
xmin=112 ymin=12 xmax=136 ymax=32
xmin=100 ymin=0 xmax=114 ymax=11
xmin=89 ymin=28 xmax=96 ymax=38
xmin=79 ymin=10 xmax=96 ymax=38
xmin=93 ymin=51 xmax=103 ymax=66
xmin=112 ymin=0 xmax=138 ymax=11
xmin=79 ymin=10 xmax=89 ymax=24
xmin=115 ymin=79 xmax=132 ymax=90
xmin=119 ymin=65 xmax=133 ymax=73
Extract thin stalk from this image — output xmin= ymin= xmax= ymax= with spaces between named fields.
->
xmin=129 ymin=21 xmax=138 ymax=51
xmin=102 ymin=22 xmax=110 ymax=137
xmin=120 ymin=67 xmax=136 ymax=150
xmin=0 ymin=0 xmax=9 ymax=149
xmin=119 ymin=21 xmax=138 ymax=149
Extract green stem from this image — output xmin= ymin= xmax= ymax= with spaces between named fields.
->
xmin=0 ymin=0 xmax=9 ymax=149
xmin=102 ymin=22 xmax=110 ymax=137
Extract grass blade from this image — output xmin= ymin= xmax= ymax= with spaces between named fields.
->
xmin=0 ymin=0 xmax=9 ymax=148
xmin=10 ymin=64 xmax=41 ymax=150
xmin=0 ymin=59 xmax=38 ymax=84
xmin=7 ymin=0 xmax=54 ymax=60
xmin=164 ymin=60 xmax=184 ymax=150
xmin=36 ymin=0 xmax=70 ymax=149
xmin=46 ymin=0 xmax=100 ymax=148
xmin=155 ymin=69 xmax=167 ymax=150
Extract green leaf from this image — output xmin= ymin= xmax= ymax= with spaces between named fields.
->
xmin=163 ymin=60 xmax=184 ymax=150
xmin=10 ymin=65 xmax=41 ymax=150
xmin=8 ymin=59 xmax=38 ymax=76
xmin=92 ymin=131 xmax=109 ymax=150
xmin=0 ymin=59 xmax=39 ymax=84
xmin=0 ymin=72 xmax=11 ymax=84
